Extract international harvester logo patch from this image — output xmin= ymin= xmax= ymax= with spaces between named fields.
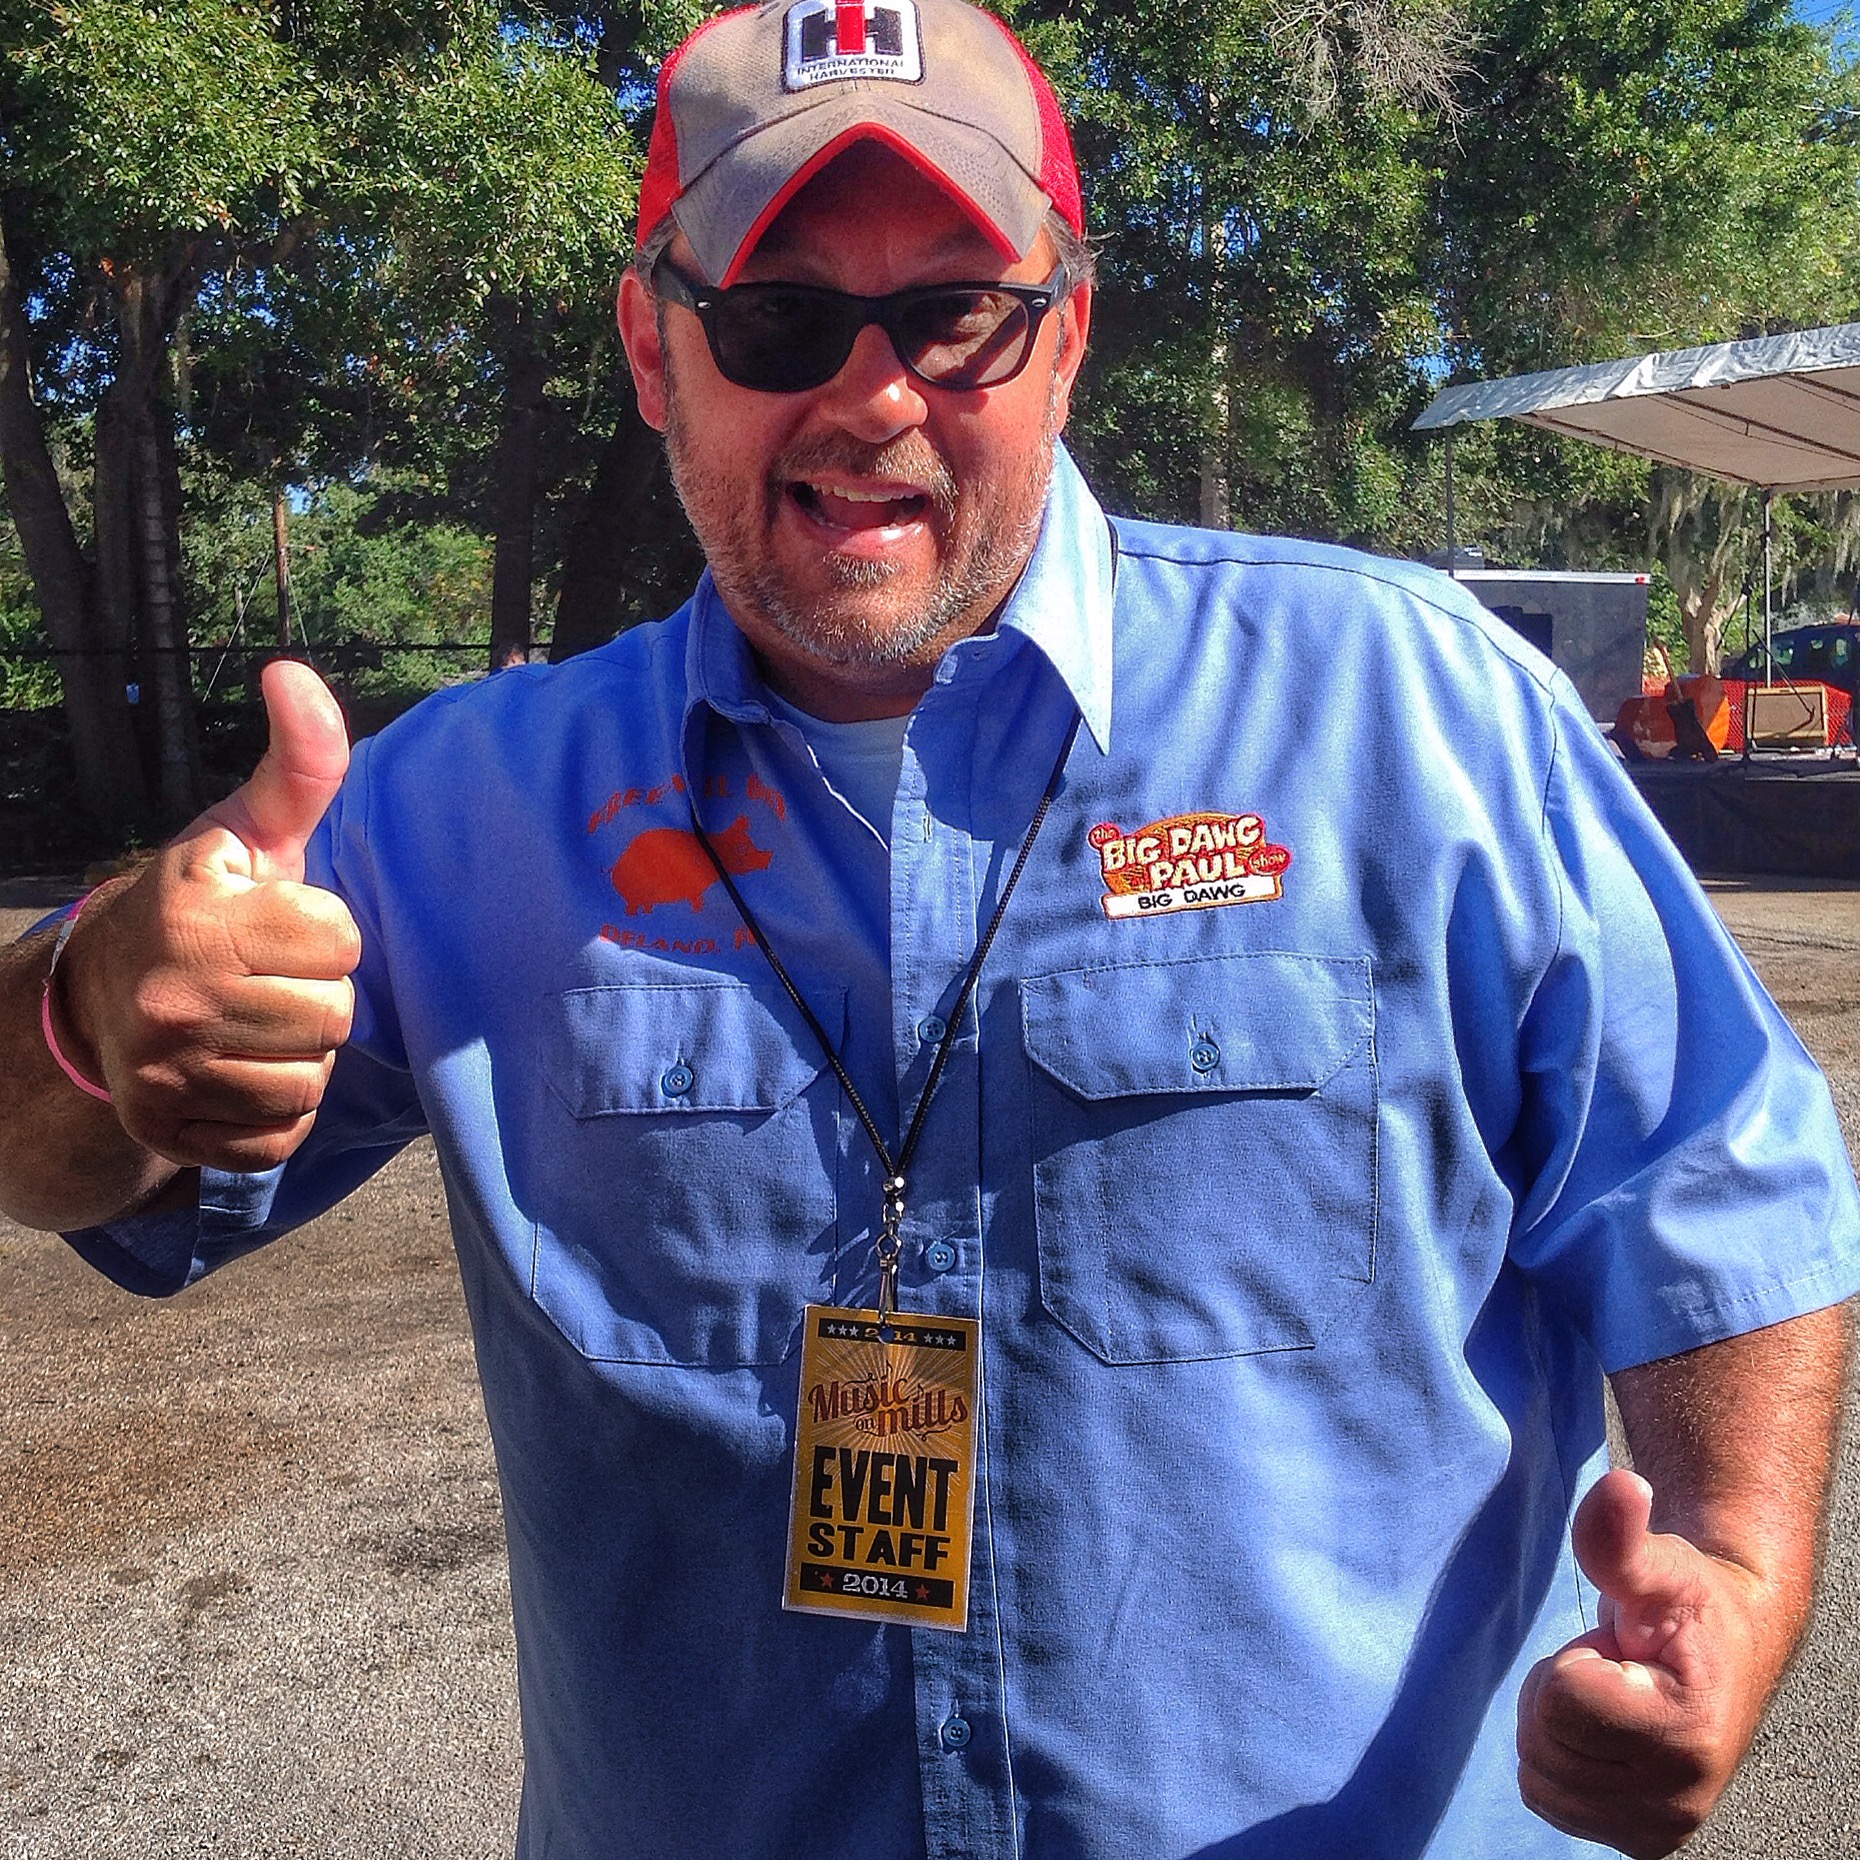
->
xmin=1091 ymin=812 xmax=1291 ymax=919
xmin=783 ymin=0 xmax=923 ymax=89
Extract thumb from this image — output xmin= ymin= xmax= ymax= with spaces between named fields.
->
xmin=213 ymin=660 xmax=350 ymax=879
xmin=1572 ymin=1468 xmax=1707 ymax=1668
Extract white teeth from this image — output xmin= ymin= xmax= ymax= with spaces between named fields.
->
xmin=813 ymin=484 xmax=917 ymax=503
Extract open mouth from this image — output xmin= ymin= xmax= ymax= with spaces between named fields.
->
xmin=788 ymin=480 xmax=931 ymax=534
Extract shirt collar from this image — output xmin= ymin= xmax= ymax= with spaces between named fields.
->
xmin=683 ymin=439 xmax=1114 ymax=751
xmin=994 ymin=441 xmax=1114 ymax=752
xmin=686 ymin=568 xmax=774 ymax=728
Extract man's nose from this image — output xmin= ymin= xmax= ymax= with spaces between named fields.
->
xmin=815 ymin=320 xmax=930 ymax=440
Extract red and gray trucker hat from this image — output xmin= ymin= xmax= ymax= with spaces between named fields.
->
xmin=636 ymin=0 xmax=1084 ymax=286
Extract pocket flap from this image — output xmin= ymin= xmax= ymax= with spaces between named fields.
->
xmin=543 ymin=979 xmax=841 ymax=1117
xmin=1020 ymin=953 xmax=1371 ymax=1100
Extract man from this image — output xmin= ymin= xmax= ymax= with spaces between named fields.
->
xmin=1 ymin=2 xmax=1855 ymax=1855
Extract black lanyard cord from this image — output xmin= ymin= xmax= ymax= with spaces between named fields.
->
xmin=690 ymin=708 xmax=1083 ymax=1317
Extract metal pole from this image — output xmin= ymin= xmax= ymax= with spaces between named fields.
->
xmin=1444 ymin=428 xmax=1457 ymax=577
xmin=273 ymin=486 xmax=292 ymax=650
xmin=1762 ymin=487 xmax=1774 ymax=676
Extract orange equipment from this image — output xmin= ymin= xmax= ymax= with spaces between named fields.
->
xmin=1612 ymin=647 xmax=1730 ymax=760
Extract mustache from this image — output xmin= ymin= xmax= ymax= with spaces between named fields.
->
xmin=769 ymin=436 xmax=958 ymax=516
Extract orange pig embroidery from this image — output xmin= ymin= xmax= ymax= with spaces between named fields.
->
xmin=609 ymin=816 xmax=772 ymax=915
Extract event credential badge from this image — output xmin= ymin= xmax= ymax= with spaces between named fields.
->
xmin=783 ymin=1307 xmax=979 ymax=1632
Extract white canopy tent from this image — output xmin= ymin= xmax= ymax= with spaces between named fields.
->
xmin=1412 ymin=322 xmax=1860 ymax=670
xmin=1414 ymin=322 xmax=1860 ymax=492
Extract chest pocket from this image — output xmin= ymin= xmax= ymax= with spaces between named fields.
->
xmin=529 ymin=979 xmax=842 ymax=1367
xmin=1021 ymin=953 xmax=1376 ymax=1364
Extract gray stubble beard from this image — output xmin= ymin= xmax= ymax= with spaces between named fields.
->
xmin=660 ymin=353 xmax=1061 ymax=672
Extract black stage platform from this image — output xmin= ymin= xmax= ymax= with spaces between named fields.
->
xmin=1628 ymin=755 xmax=1860 ymax=879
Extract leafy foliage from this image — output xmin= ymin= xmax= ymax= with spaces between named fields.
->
xmin=0 ymin=0 xmax=658 ymax=777
xmin=370 ymin=19 xmax=638 ymax=310
xmin=1008 ymin=0 xmax=1860 ymax=655
xmin=1435 ymin=0 xmax=1860 ymax=369
xmin=8 ymin=0 xmax=332 ymax=251
xmin=183 ymin=469 xmax=489 ymax=654
xmin=0 ymin=512 xmax=58 ymax=707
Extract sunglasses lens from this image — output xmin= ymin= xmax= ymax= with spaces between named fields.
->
xmin=689 ymin=277 xmax=1049 ymax=392
xmin=709 ymin=286 xmax=858 ymax=392
xmin=894 ymin=290 xmax=1035 ymax=388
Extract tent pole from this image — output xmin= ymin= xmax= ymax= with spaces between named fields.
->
xmin=1763 ymin=488 xmax=1774 ymax=675
xmin=1444 ymin=428 xmax=1457 ymax=578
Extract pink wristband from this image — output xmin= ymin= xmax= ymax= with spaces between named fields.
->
xmin=40 ymin=893 xmax=113 ymax=1104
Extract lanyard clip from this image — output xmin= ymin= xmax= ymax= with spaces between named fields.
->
xmin=875 ymin=1173 xmax=906 ymax=1321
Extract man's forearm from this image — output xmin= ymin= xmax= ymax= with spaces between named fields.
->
xmin=0 ymin=923 xmax=177 ymax=1232
xmin=1517 ymin=1302 xmax=1853 ymax=1856
xmin=1611 ymin=1302 xmax=1850 ymax=1652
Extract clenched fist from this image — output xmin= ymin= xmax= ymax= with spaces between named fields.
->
xmin=53 ymin=660 xmax=361 ymax=1173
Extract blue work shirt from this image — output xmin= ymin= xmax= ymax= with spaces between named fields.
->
xmin=74 ymin=447 xmax=1860 ymax=1859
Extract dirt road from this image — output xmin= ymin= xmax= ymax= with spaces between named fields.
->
xmin=3 ymin=876 xmax=1859 ymax=1857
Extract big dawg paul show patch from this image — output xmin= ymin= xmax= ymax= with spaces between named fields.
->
xmin=1091 ymin=811 xmax=1292 ymax=919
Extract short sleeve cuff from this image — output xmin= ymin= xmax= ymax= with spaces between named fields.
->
xmin=62 ymin=1164 xmax=288 ymax=1298
xmin=1598 ymin=1248 xmax=1860 ymax=1375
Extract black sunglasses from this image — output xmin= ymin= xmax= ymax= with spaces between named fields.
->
xmin=651 ymin=258 xmax=1067 ymax=394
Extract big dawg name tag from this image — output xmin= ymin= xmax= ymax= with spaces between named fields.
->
xmin=784 ymin=1306 xmax=978 ymax=1632
xmin=1091 ymin=811 xmax=1292 ymax=919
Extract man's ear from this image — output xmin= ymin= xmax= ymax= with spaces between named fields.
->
xmin=617 ymin=271 xmax=669 ymax=433
xmin=1048 ymin=282 xmax=1092 ymax=435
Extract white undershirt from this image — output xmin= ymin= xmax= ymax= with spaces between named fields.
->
xmin=764 ymin=689 xmax=911 ymax=839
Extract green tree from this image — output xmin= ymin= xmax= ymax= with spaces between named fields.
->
xmin=339 ymin=14 xmax=642 ymax=665
xmin=1016 ymin=0 xmax=1463 ymax=543
xmin=1424 ymin=0 xmax=1860 ymax=664
xmin=2 ymin=0 xmax=357 ymax=823
xmin=1014 ymin=0 xmax=1858 ymax=665
xmin=0 ymin=0 xmax=653 ymax=830
xmin=0 ymin=506 xmax=57 ymax=707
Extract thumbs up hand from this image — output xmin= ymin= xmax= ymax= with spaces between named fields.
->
xmin=55 ymin=661 xmax=363 ymax=1173
xmin=194 ymin=657 xmax=353 ymax=885
xmin=1516 ymin=1467 xmax=1776 ymax=1858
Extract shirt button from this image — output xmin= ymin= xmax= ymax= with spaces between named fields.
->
xmin=661 ymin=1063 xmax=695 ymax=1097
xmin=939 ymin=1715 xmax=972 ymax=1752
xmin=1189 ymin=1039 xmax=1220 ymax=1075
xmin=917 ymin=1014 xmax=948 ymax=1045
xmin=924 ymin=1239 xmax=957 ymax=1275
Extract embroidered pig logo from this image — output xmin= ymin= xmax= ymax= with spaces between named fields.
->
xmin=609 ymin=816 xmax=772 ymax=915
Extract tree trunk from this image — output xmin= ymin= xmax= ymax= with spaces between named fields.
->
xmin=489 ymin=298 xmax=549 ymax=671
xmin=1198 ymin=408 xmax=1230 ymax=528
xmin=134 ymin=418 xmax=198 ymax=823
xmin=551 ymin=376 xmax=670 ymax=662
xmin=93 ymin=390 xmax=139 ymax=694
xmin=1197 ymin=191 xmax=1230 ymax=531
xmin=1682 ymin=567 xmax=1730 ymax=679
xmin=117 ymin=270 xmax=201 ymax=825
xmin=0 ymin=213 xmax=148 ymax=830
xmin=1653 ymin=476 xmax=1752 ymax=677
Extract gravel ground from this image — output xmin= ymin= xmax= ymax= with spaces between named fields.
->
xmin=4 ymin=873 xmax=1860 ymax=1858
xmin=1 ymin=876 xmax=521 ymax=1859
